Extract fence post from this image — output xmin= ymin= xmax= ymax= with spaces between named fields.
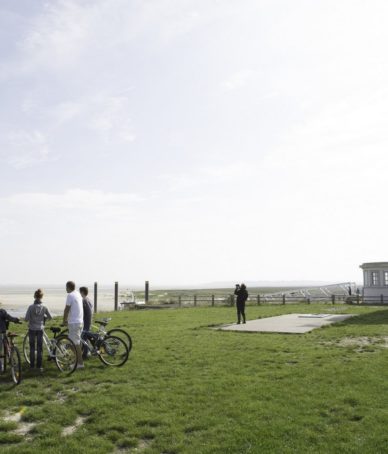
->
xmin=257 ymin=295 xmax=261 ymax=305
xmin=381 ymin=294 xmax=384 ymax=304
xmin=179 ymin=295 xmax=182 ymax=307
xmin=194 ymin=295 xmax=197 ymax=307
xmin=331 ymin=294 xmax=335 ymax=305
xmin=94 ymin=282 xmax=98 ymax=313
xmin=145 ymin=281 xmax=149 ymax=304
xmin=211 ymin=295 xmax=215 ymax=307
xmin=282 ymin=294 xmax=286 ymax=305
xmin=356 ymin=293 xmax=360 ymax=304
xmin=307 ymin=298 xmax=311 ymax=304
xmin=114 ymin=281 xmax=118 ymax=311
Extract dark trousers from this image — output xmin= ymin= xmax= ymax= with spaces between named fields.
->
xmin=29 ymin=329 xmax=43 ymax=368
xmin=81 ymin=330 xmax=90 ymax=359
xmin=236 ymin=301 xmax=246 ymax=323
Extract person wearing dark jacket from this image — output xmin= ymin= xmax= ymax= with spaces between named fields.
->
xmin=79 ymin=286 xmax=93 ymax=360
xmin=0 ymin=308 xmax=20 ymax=371
xmin=234 ymin=283 xmax=248 ymax=324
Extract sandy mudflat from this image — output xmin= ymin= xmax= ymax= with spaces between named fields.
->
xmin=0 ymin=285 xmax=127 ymax=317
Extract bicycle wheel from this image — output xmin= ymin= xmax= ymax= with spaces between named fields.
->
xmin=107 ymin=328 xmax=132 ymax=352
xmin=9 ymin=346 xmax=22 ymax=385
xmin=23 ymin=333 xmax=35 ymax=365
xmin=54 ymin=336 xmax=77 ymax=374
xmin=98 ymin=335 xmax=129 ymax=367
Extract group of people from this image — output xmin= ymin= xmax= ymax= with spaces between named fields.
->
xmin=2 ymin=281 xmax=249 ymax=373
xmin=0 ymin=281 xmax=93 ymax=373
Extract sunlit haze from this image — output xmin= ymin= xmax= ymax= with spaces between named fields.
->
xmin=1 ymin=1 xmax=387 ymax=286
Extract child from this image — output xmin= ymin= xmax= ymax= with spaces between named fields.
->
xmin=0 ymin=308 xmax=20 ymax=371
xmin=25 ymin=289 xmax=52 ymax=371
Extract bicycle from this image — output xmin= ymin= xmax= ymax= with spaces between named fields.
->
xmin=95 ymin=318 xmax=132 ymax=352
xmin=79 ymin=331 xmax=129 ymax=367
xmin=0 ymin=321 xmax=22 ymax=385
xmin=61 ymin=318 xmax=132 ymax=352
xmin=23 ymin=327 xmax=78 ymax=374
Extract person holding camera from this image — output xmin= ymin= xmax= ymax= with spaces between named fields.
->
xmin=234 ymin=283 xmax=248 ymax=324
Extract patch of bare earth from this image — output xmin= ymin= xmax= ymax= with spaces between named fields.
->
xmin=134 ymin=440 xmax=150 ymax=452
xmin=112 ymin=439 xmax=150 ymax=454
xmin=55 ymin=391 xmax=67 ymax=404
xmin=3 ymin=410 xmax=36 ymax=439
xmin=327 ymin=336 xmax=388 ymax=350
xmin=61 ymin=416 xmax=87 ymax=437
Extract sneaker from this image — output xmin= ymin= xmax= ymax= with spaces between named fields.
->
xmin=76 ymin=364 xmax=85 ymax=369
xmin=39 ymin=367 xmax=44 ymax=373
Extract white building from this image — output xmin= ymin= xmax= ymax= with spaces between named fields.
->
xmin=360 ymin=262 xmax=388 ymax=302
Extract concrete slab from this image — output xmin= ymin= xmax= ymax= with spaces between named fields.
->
xmin=218 ymin=313 xmax=356 ymax=334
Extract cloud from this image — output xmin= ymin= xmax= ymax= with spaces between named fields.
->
xmin=1 ymin=130 xmax=54 ymax=169
xmin=3 ymin=0 xmax=209 ymax=78
xmin=0 ymin=189 xmax=144 ymax=226
xmin=4 ymin=189 xmax=142 ymax=214
xmin=221 ymin=69 xmax=258 ymax=91
xmin=87 ymin=94 xmax=136 ymax=144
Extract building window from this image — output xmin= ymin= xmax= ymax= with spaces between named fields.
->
xmin=371 ymin=271 xmax=380 ymax=286
xmin=384 ymin=271 xmax=388 ymax=286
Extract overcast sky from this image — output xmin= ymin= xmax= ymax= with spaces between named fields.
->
xmin=1 ymin=0 xmax=387 ymax=286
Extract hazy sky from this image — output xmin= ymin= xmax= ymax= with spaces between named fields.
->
xmin=1 ymin=0 xmax=387 ymax=286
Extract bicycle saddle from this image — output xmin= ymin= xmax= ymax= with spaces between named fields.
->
xmin=95 ymin=320 xmax=108 ymax=326
xmin=50 ymin=327 xmax=61 ymax=333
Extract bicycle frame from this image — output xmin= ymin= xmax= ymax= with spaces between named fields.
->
xmin=42 ymin=330 xmax=56 ymax=357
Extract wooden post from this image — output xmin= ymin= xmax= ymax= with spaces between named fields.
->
xmin=194 ymin=295 xmax=197 ymax=307
xmin=356 ymin=293 xmax=360 ymax=304
xmin=257 ymin=295 xmax=261 ymax=305
xmin=178 ymin=295 xmax=182 ymax=307
xmin=381 ymin=294 xmax=384 ymax=304
xmin=145 ymin=281 xmax=149 ymax=304
xmin=331 ymin=294 xmax=335 ymax=305
xmin=307 ymin=298 xmax=311 ymax=304
xmin=211 ymin=295 xmax=215 ymax=307
xmin=282 ymin=294 xmax=286 ymax=305
xmin=114 ymin=281 xmax=118 ymax=311
xmin=94 ymin=282 xmax=98 ymax=313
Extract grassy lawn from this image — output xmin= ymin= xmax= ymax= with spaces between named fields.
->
xmin=1 ymin=304 xmax=388 ymax=453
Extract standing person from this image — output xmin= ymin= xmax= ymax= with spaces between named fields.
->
xmin=0 ymin=308 xmax=20 ymax=372
xmin=234 ymin=283 xmax=248 ymax=324
xmin=79 ymin=286 xmax=93 ymax=359
xmin=63 ymin=281 xmax=84 ymax=369
xmin=25 ymin=289 xmax=52 ymax=372
xmin=79 ymin=287 xmax=93 ymax=331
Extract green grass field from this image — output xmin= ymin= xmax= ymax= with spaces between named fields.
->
xmin=1 ymin=303 xmax=388 ymax=453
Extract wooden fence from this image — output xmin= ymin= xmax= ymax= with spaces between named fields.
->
xmin=117 ymin=293 xmax=363 ymax=309
xmin=152 ymin=293 xmax=357 ymax=308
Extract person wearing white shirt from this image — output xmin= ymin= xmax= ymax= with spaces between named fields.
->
xmin=63 ymin=281 xmax=84 ymax=369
